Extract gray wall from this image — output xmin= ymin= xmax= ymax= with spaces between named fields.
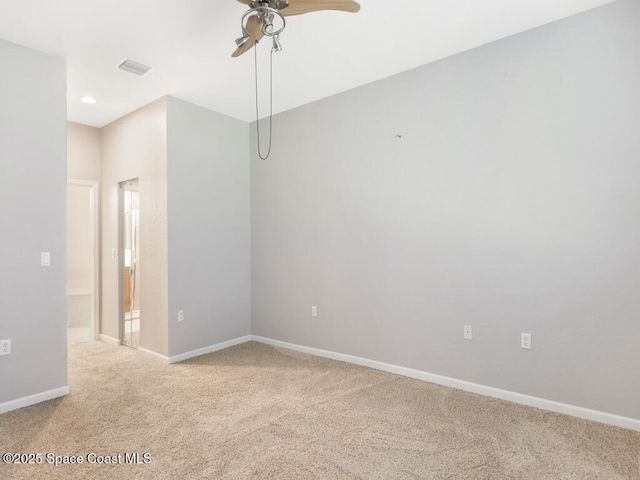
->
xmin=0 ymin=40 xmax=67 ymax=403
xmin=101 ymin=98 xmax=169 ymax=356
xmin=167 ymin=97 xmax=251 ymax=357
xmin=251 ymin=0 xmax=640 ymax=419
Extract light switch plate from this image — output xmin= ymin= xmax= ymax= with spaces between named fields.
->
xmin=41 ymin=252 xmax=51 ymax=267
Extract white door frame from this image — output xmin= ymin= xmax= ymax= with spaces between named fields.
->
xmin=67 ymin=179 xmax=100 ymax=341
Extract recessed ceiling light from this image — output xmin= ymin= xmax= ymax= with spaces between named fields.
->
xmin=80 ymin=96 xmax=97 ymax=105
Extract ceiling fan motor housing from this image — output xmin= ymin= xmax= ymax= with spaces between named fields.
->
xmin=248 ymin=0 xmax=290 ymax=10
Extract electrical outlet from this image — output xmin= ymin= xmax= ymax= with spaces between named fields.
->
xmin=521 ymin=333 xmax=532 ymax=350
xmin=0 ymin=339 xmax=11 ymax=356
xmin=178 ymin=310 xmax=184 ymax=322
xmin=464 ymin=325 xmax=472 ymax=340
xmin=311 ymin=306 xmax=317 ymax=317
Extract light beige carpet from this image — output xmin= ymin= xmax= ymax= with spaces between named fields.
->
xmin=0 ymin=341 xmax=638 ymax=479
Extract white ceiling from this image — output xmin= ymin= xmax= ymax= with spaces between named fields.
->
xmin=0 ymin=0 xmax=615 ymax=128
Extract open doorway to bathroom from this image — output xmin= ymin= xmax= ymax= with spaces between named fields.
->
xmin=120 ymin=179 xmax=141 ymax=348
xmin=67 ymin=180 xmax=98 ymax=344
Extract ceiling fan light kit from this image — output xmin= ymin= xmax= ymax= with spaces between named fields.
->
xmin=233 ymin=0 xmax=361 ymax=159
xmin=237 ymin=4 xmax=286 ymax=51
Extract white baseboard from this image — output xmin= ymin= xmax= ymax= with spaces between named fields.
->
xmin=100 ymin=334 xmax=168 ymax=362
xmin=251 ymin=335 xmax=640 ymax=432
xmin=100 ymin=335 xmax=252 ymax=365
xmin=99 ymin=334 xmax=121 ymax=346
xmin=138 ymin=347 xmax=169 ymax=363
xmin=167 ymin=335 xmax=252 ymax=364
xmin=0 ymin=386 xmax=70 ymax=415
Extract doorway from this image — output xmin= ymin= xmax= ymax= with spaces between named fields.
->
xmin=67 ymin=180 xmax=98 ymax=344
xmin=120 ymin=179 xmax=141 ymax=348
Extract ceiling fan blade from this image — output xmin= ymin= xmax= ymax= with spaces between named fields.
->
xmin=281 ymin=0 xmax=360 ymax=16
xmin=236 ymin=0 xmax=250 ymax=4
xmin=232 ymin=15 xmax=265 ymax=58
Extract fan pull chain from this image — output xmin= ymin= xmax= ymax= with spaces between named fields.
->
xmin=255 ymin=41 xmax=274 ymax=161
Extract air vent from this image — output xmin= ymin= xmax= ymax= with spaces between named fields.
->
xmin=116 ymin=57 xmax=153 ymax=77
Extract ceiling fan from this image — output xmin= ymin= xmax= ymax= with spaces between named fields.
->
xmin=232 ymin=0 xmax=361 ymax=57
xmin=234 ymin=0 xmax=361 ymax=160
